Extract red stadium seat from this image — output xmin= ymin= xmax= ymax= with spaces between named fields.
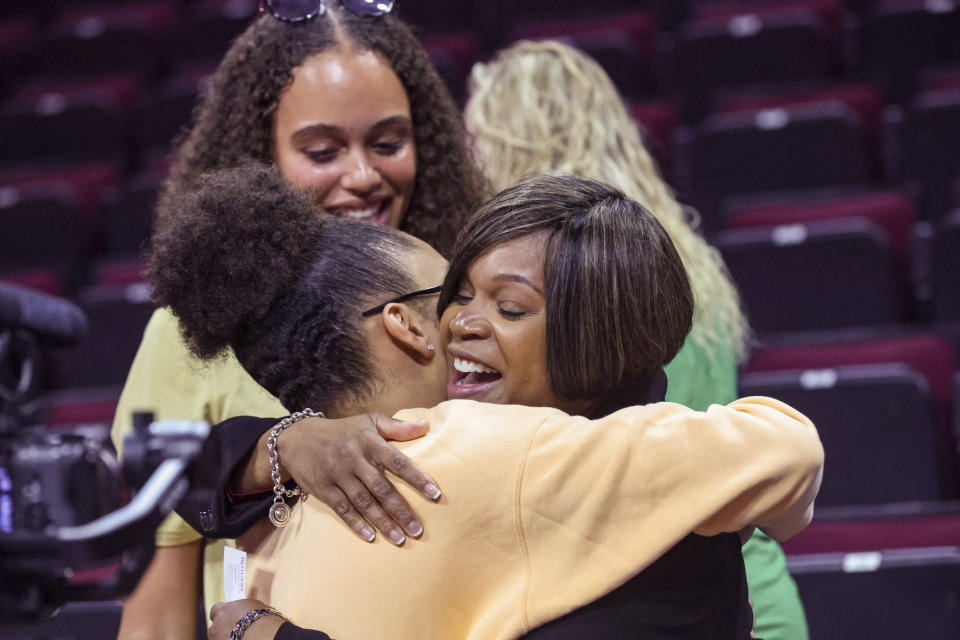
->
xmin=0 ymin=269 xmax=64 ymax=297
xmin=514 ymin=12 xmax=659 ymax=98
xmin=725 ymin=190 xmax=916 ymax=260
xmin=783 ymin=506 xmax=960 ymax=555
xmin=899 ymin=88 xmax=960 ymax=222
xmin=686 ymin=101 xmax=873 ymax=232
xmin=862 ymin=0 xmax=960 ymax=102
xmin=740 ymin=363 xmax=942 ymax=504
xmin=44 ymin=385 xmax=121 ymax=430
xmin=693 ymin=0 xmax=846 ymax=36
xmin=674 ymin=7 xmax=841 ymax=118
xmin=0 ymin=162 xmax=120 ymax=213
xmin=932 ymin=210 xmax=960 ymax=324
xmin=714 ymin=83 xmax=885 ymax=175
xmin=0 ymin=181 xmax=90 ymax=292
xmin=173 ymin=0 xmax=257 ymax=64
xmin=788 ymin=546 xmax=960 ymax=639
xmin=629 ymin=101 xmax=679 ymax=172
xmin=748 ymin=330 xmax=959 ymax=496
xmin=0 ymin=17 xmax=37 ymax=58
xmin=0 ymin=76 xmax=136 ymax=168
xmin=421 ymin=32 xmax=481 ymax=103
xmin=724 ymin=189 xmax=918 ymax=314
xmin=26 ymin=3 xmax=177 ymax=79
xmin=716 ymin=219 xmax=902 ymax=332
xmin=54 ymin=283 xmax=154 ymax=389
xmin=97 ymin=172 xmax=161 ymax=259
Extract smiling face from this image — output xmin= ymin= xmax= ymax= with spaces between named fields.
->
xmin=440 ymin=232 xmax=591 ymax=414
xmin=272 ymin=48 xmax=416 ymax=227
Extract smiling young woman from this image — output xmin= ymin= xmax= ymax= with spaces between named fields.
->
xmin=271 ymin=48 xmax=417 ymax=226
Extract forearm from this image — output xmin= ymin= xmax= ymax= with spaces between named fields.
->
xmin=117 ymin=542 xmax=202 ymax=640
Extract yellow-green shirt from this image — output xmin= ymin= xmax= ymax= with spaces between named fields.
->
xmin=242 ymin=397 xmax=823 ymax=640
xmin=111 ymin=308 xmax=287 ymax=616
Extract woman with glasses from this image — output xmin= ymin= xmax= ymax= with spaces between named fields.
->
xmin=153 ymin=164 xmax=821 ymax=640
xmin=464 ymin=40 xmax=808 ymax=640
xmin=114 ymin=2 xmax=486 ymax=637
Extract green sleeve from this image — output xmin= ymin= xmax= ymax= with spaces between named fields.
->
xmin=664 ymin=335 xmax=809 ymax=640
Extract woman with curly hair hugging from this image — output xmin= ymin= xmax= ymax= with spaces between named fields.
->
xmin=114 ymin=2 xmax=486 ymax=637
xmin=154 ymin=164 xmax=821 ymax=640
xmin=464 ymin=40 xmax=807 ymax=640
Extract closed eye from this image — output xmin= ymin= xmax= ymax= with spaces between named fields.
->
xmin=498 ymin=308 xmax=527 ymax=319
xmin=373 ymin=141 xmax=405 ymax=155
xmin=305 ymin=148 xmax=337 ymax=163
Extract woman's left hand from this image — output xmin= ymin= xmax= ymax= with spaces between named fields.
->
xmin=209 ymin=599 xmax=285 ymax=640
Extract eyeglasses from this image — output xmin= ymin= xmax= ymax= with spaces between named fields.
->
xmin=260 ymin=0 xmax=395 ymax=22
xmin=361 ymin=285 xmax=442 ymax=317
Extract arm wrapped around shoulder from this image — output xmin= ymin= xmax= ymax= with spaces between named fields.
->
xmin=692 ymin=396 xmax=824 ymax=542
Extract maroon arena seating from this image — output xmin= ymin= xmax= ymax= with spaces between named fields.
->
xmin=899 ymin=88 xmax=960 ymax=222
xmin=789 ymin=546 xmax=960 ymax=640
xmin=687 ymin=101 xmax=872 ymax=231
xmin=716 ymin=218 xmax=901 ymax=332
xmin=932 ymin=210 xmax=960 ymax=324
xmin=54 ymin=283 xmax=154 ymax=388
xmin=740 ymin=363 xmax=941 ymax=504
xmin=862 ymin=0 xmax=960 ymax=102
xmin=514 ymin=12 xmax=659 ymax=98
xmin=674 ymin=8 xmax=841 ymax=118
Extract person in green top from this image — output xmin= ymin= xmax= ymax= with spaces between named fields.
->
xmin=464 ymin=39 xmax=809 ymax=640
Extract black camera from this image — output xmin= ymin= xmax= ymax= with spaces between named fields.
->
xmin=0 ymin=282 xmax=212 ymax=636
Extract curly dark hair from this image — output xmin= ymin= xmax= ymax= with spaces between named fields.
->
xmin=156 ymin=7 xmax=486 ymax=255
xmin=149 ymin=163 xmax=418 ymax=412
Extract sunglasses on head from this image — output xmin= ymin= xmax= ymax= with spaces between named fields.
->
xmin=260 ymin=0 xmax=394 ymax=22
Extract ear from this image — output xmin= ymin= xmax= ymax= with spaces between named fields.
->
xmin=381 ymin=302 xmax=437 ymax=361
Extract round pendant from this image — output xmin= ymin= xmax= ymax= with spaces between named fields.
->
xmin=269 ymin=501 xmax=292 ymax=527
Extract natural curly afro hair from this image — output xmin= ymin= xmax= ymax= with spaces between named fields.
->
xmin=149 ymin=162 xmax=419 ymax=412
xmin=156 ymin=6 xmax=487 ymax=255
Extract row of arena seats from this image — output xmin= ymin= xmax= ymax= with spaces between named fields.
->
xmin=2 ymin=76 xmax=959 ymax=215
xmin=2 ymin=78 xmax=960 ymax=218
xmin=781 ymin=504 xmax=960 ymax=639
xmin=3 ymin=0 xmax=960 ymax=107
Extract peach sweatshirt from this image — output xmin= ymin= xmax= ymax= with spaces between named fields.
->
xmin=240 ymin=396 xmax=823 ymax=640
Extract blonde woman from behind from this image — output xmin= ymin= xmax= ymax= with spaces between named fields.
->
xmin=465 ymin=39 xmax=806 ymax=640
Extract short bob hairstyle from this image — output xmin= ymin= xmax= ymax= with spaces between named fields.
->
xmin=438 ymin=174 xmax=694 ymax=400
xmin=157 ymin=5 xmax=486 ymax=254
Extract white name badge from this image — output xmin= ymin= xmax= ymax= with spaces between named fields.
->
xmin=223 ymin=546 xmax=247 ymax=601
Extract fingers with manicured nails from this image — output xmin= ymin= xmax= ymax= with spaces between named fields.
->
xmin=355 ymin=461 xmax=423 ymax=539
xmin=340 ymin=475 xmax=409 ymax=545
xmin=375 ymin=413 xmax=430 ymax=442
xmin=317 ymin=484 xmax=378 ymax=543
xmin=368 ymin=436 xmax=442 ymax=502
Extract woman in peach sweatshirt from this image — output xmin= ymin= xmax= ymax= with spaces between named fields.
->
xmin=149 ymin=165 xmax=822 ymax=640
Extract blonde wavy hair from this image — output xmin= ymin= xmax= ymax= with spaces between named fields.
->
xmin=465 ymin=40 xmax=750 ymax=362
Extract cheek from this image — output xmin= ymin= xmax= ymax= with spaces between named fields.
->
xmin=384 ymin=146 xmax=417 ymax=198
xmin=505 ymin=322 xmax=551 ymax=395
